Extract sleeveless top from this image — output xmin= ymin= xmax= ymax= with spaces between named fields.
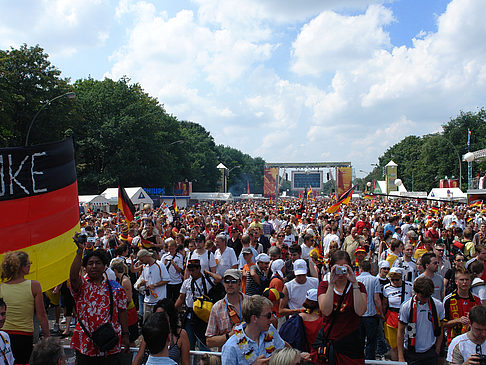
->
xmin=246 ymin=266 xmax=267 ymax=296
xmin=0 ymin=280 xmax=34 ymax=333
xmin=168 ymin=332 xmax=181 ymax=363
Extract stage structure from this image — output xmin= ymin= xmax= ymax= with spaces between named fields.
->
xmin=264 ymin=162 xmax=352 ymax=199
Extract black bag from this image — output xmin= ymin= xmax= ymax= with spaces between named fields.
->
xmin=79 ymin=280 xmax=119 ymax=352
xmin=279 ymin=314 xmax=307 ymax=352
xmin=205 ymin=273 xmax=225 ymax=302
xmin=313 ymin=282 xmax=350 ymax=364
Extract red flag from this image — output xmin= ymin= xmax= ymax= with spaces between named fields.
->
xmin=118 ymin=186 xmax=135 ymax=223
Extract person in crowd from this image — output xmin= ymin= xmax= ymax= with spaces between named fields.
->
xmin=418 ymin=252 xmax=445 ymax=301
xmin=133 ymin=299 xmax=190 ymax=365
xmin=462 ymin=228 xmax=475 ymax=260
xmin=443 ymin=267 xmax=480 ymax=346
xmin=246 ymin=254 xmax=270 ymax=296
xmin=447 ymin=305 xmax=486 ymax=365
xmin=300 ymin=234 xmax=314 ymax=261
xmin=342 ymin=227 xmax=361 ymax=262
xmin=240 ymin=247 xmax=254 ymax=294
xmin=298 ymin=288 xmax=322 ymax=354
xmin=0 ymin=298 xmax=14 ymax=365
xmin=434 ymin=242 xmax=451 ymax=278
xmin=284 ymin=244 xmax=309 ymax=282
xmin=357 ymin=260 xmax=383 ymax=360
xmin=110 ymin=259 xmax=138 ymax=346
xmin=228 ymin=228 xmax=243 ymax=257
xmin=69 ymin=236 xmax=129 ymax=364
xmin=162 ymin=239 xmax=184 ymax=303
xmin=382 ymin=267 xmax=413 ymax=361
xmin=30 ymin=337 xmax=65 ymax=365
xmin=238 ymin=235 xmax=259 ymax=270
xmin=175 ymin=258 xmax=222 ymax=350
xmin=206 ymin=269 xmax=245 ymax=349
xmin=473 ymin=222 xmax=486 ymax=246
xmin=134 ymin=249 xmax=170 ymax=322
xmin=317 ymin=250 xmax=367 ymax=364
xmin=221 ymin=295 xmax=286 ymax=365
xmin=376 ymin=260 xmax=390 ymax=289
xmin=466 ymin=244 xmax=486 ymax=282
xmin=0 ymin=251 xmax=50 ymax=364
xmin=323 ymin=225 xmax=341 ymax=256
xmin=185 ymin=234 xmax=217 ymax=278
xmin=280 ymin=259 xmax=319 ymax=317
xmin=397 ymin=276 xmax=445 ymax=364
xmin=470 ymin=260 xmax=486 ymax=305
xmin=140 ymin=312 xmax=177 ymax=365
xmin=385 ymin=239 xmax=403 ymax=267
xmin=444 ymin=253 xmax=466 ymax=295
xmin=393 ymin=243 xmax=417 ymax=282
xmin=414 ymin=236 xmax=434 ymax=260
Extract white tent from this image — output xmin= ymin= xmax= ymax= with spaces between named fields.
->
xmin=101 ymin=187 xmax=153 ymax=209
xmin=428 ymin=188 xmax=466 ymax=202
xmin=78 ymin=195 xmax=110 ymax=212
xmin=190 ymin=192 xmax=234 ymax=201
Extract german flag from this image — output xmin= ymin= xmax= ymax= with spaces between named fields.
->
xmin=0 ymin=138 xmax=79 ymax=290
xmin=172 ymin=198 xmax=178 ymax=213
xmin=326 ymin=186 xmax=354 ymax=214
xmin=362 ymin=193 xmax=375 ymax=200
xmin=429 ymin=206 xmax=439 ymax=216
xmin=470 ymin=200 xmax=482 ymax=208
xmin=118 ymin=186 xmax=135 ymax=223
xmin=306 ymin=187 xmax=311 ymax=201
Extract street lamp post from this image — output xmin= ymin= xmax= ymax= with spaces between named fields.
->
xmin=25 ymin=91 xmax=76 ymax=146
xmin=225 ymin=166 xmax=241 ymax=193
xmin=441 ymin=136 xmax=462 ymax=189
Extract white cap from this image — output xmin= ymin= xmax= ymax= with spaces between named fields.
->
xmin=389 ymin=267 xmax=403 ymax=275
xmin=293 ymin=259 xmax=307 ymax=275
xmin=379 ymin=260 xmax=390 ymax=269
xmin=306 ymin=288 xmax=318 ymax=302
xmin=256 ymin=253 xmax=270 ymax=263
xmin=271 ymin=259 xmax=285 ymax=278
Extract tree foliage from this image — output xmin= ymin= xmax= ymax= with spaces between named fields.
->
xmin=366 ymin=109 xmax=486 ymax=192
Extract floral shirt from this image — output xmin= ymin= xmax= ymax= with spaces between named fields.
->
xmin=221 ymin=323 xmax=285 ymax=365
xmin=70 ymin=277 xmax=127 ymax=356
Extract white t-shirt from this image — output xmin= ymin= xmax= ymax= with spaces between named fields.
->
xmin=399 ymin=296 xmax=445 ymax=353
xmin=0 ymin=331 xmax=14 ymax=365
xmin=383 ymin=282 xmax=413 ymax=309
xmin=283 ymin=234 xmax=296 ymax=247
xmin=447 ymin=332 xmax=486 ymax=364
xmin=471 ymin=278 xmax=486 ymax=301
xmin=323 ymin=234 xmax=341 ymax=255
xmin=214 ymin=247 xmax=238 ymax=277
xmin=301 ymin=244 xmax=313 ymax=261
xmin=180 ymin=275 xmax=214 ymax=308
xmin=187 ymin=249 xmax=217 ymax=273
xmin=141 ymin=261 xmax=171 ymax=304
xmin=285 ymin=277 xmax=319 ymax=310
xmin=161 ymin=252 xmax=184 ymax=284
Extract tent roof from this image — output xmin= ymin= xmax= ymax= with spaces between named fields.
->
xmin=101 ymin=187 xmax=153 ymax=205
xmin=190 ymin=192 xmax=234 ymax=201
xmin=78 ymin=195 xmax=110 ymax=204
xmin=428 ymin=188 xmax=466 ymax=200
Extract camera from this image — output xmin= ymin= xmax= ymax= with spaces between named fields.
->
xmin=336 ymin=266 xmax=347 ymax=275
xmin=478 ymin=354 xmax=486 ymax=365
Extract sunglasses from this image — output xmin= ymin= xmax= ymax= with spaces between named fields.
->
xmin=456 ymin=259 xmax=465 ymax=262
xmin=259 ymin=312 xmax=272 ymax=319
xmin=224 ymin=278 xmax=239 ymax=284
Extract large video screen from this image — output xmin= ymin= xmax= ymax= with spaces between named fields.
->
xmin=292 ymin=171 xmax=322 ymax=190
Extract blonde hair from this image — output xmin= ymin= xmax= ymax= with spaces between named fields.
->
xmin=1 ymin=251 xmax=29 ymax=281
xmin=269 ymin=347 xmax=301 ymax=365
xmin=110 ymin=258 xmax=128 ymax=275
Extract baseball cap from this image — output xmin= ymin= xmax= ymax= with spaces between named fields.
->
xmin=293 ymin=259 xmax=307 ymax=275
xmin=256 ymin=253 xmax=270 ymax=263
xmin=379 ymin=260 xmax=390 ymax=269
xmin=224 ymin=269 xmax=242 ymax=280
xmin=355 ymin=246 xmax=367 ymax=254
xmin=389 ymin=267 xmax=403 ymax=276
xmin=242 ymin=247 xmax=253 ymax=255
xmin=263 ymin=288 xmax=284 ymax=302
xmin=306 ymin=288 xmax=318 ymax=302
xmin=137 ymin=249 xmax=151 ymax=259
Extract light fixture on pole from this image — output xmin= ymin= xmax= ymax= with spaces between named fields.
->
xmin=25 ymin=91 xmax=76 ymax=146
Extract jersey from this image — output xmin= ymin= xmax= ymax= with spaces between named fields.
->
xmin=443 ymin=291 xmax=481 ymax=345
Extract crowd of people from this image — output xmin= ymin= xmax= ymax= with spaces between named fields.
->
xmin=2 ymin=198 xmax=486 ymax=365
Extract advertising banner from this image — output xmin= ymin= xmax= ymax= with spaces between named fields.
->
xmin=264 ymin=167 xmax=278 ymax=198
xmin=336 ymin=167 xmax=353 ymax=198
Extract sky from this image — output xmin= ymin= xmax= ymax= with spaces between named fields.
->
xmin=1 ymin=0 xmax=485 ymax=179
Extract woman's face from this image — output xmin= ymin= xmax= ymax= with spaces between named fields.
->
xmin=390 ymin=275 xmax=402 ymax=288
xmin=22 ymin=256 xmax=31 ymax=275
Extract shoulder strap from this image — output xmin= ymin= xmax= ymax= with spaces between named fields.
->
xmin=208 ymin=250 xmax=211 ymax=262
xmin=401 ymin=281 xmax=406 ymax=304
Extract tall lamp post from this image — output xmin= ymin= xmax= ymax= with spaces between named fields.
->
xmin=25 ymin=91 xmax=76 ymax=146
xmin=226 ymin=166 xmax=241 ymax=193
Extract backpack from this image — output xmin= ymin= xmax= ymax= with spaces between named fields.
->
xmin=278 ymin=314 xmax=308 ymax=352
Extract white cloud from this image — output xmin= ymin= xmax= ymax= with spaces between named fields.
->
xmin=291 ymin=4 xmax=394 ymax=76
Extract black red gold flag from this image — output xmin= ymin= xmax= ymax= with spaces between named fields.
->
xmin=0 ymin=138 xmax=79 ymax=290
xmin=118 ymin=186 xmax=135 ymax=223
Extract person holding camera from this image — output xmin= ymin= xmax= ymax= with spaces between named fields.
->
xmin=70 ymin=233 xmax=129 ymax=365
xmin=316 ymin=250 xmax=367 ymax=364
xmin=447 ymin=305 xmax=486 ymax=365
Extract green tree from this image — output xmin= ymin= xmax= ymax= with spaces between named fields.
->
xmin=73 ymin=77 xmax=185 ymax=193
xmin=0 ymin=44 xmax=74 ymax=147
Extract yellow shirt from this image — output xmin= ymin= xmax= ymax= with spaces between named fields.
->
xmin=0 ymin=280 xmax=34 ymax=333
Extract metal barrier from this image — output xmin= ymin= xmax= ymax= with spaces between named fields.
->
xmin=62 ymin=346 xmax=406 ymax=365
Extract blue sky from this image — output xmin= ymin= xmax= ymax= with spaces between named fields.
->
xmin=1 ymin=0 xmax=485 ymax=187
